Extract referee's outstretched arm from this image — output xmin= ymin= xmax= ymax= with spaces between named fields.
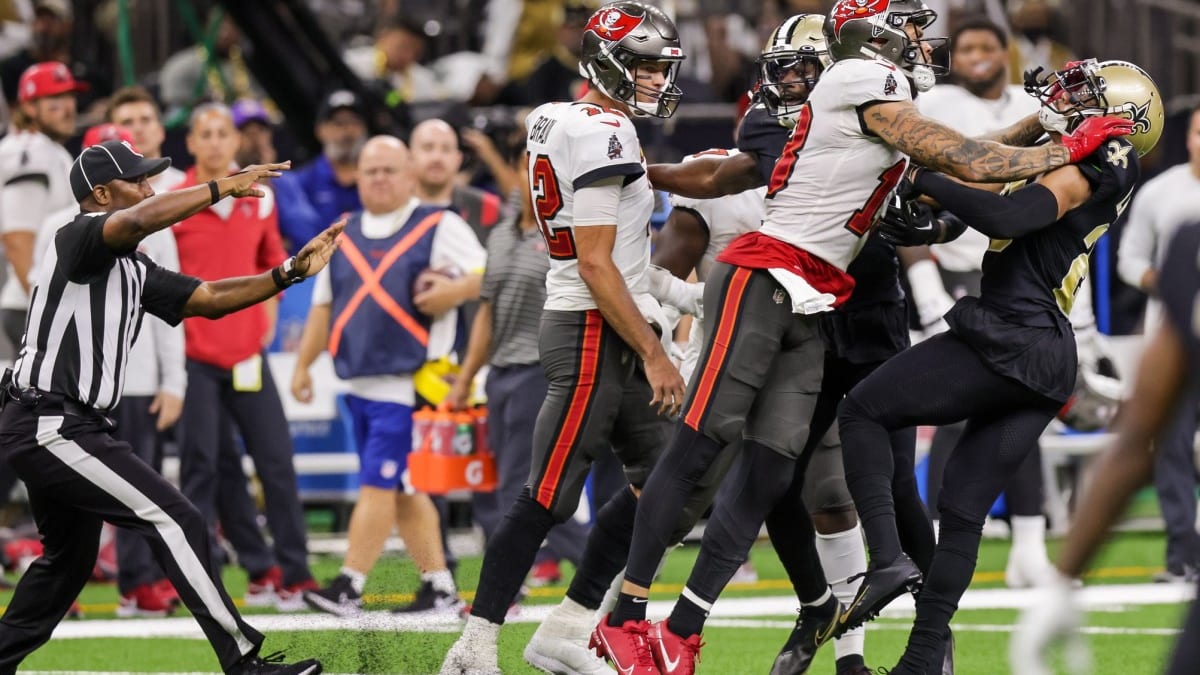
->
xmin=91 ymin=162 xmax=291 ymax=252
xmin=74 ymin=155 xmax=346 ymax=320
xmin=183 ymin=219 xmax=344 ymax=319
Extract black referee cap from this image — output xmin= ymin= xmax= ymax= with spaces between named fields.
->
xmin=70 ymin=140 xmax=171 ymax=203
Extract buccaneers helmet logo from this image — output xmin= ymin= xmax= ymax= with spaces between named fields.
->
xmin=586 ymin=7 xmax=644 ymax=42
xmin=831 ymin=0 xmax=891 ymax=37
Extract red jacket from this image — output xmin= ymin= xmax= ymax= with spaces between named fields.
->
xmin=172 ymin=167 xmax=287 ymax=369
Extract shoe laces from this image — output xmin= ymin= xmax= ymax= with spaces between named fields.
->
xmin=624 ymin=622 xmax=657 ymax=668
xmin=259 ymin=651 xmax=287 ymax=664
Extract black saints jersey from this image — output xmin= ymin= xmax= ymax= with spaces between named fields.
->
xmin=947 ymin=137 xmax=1140 ymax=401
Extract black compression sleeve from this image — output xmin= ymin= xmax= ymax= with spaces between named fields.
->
xmin=914 ymin=170 xmax=1060 ymax=239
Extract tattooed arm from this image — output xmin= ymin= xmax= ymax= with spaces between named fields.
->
xmin=977 ymin=113 xmax=1047 ymax=147
xmin=863 ymin=101 xmax=1071 ymax=183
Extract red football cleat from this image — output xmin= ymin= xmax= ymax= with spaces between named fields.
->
xmin=589 ymin=614 xmax=659 ymax=675
xmin=647 ymin=620 xmax=704 ymax=675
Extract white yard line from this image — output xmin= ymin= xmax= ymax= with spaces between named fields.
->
xmin=43 ymin=582 xmax=1194 ymax=641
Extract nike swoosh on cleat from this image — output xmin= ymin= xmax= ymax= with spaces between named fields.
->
xmin=659 ymin=638 xmax=681 ymax=672
xmin=841 ymin=586 xmax=868 ymax=623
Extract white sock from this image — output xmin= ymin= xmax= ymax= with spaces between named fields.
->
xmin=340 ymin=567 xmax=366 ymax=595
xmin=1010 ymin=515 xmax=1048 ymax=555
xmin=423 ymin=569 xmax=457 ymax=595
xmin=548 ymin=596 xmax=595 ymax=626
xmin=802 ymin=587 xmax=832 ymax=607
xmin=816 ymin=524 xmax=867 ymax=662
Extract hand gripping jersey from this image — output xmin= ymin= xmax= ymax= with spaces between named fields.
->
xmin=525 ymin=101 xmax=655 ymax=311
xmin=748 ymin=58 xmax=911 ymax=272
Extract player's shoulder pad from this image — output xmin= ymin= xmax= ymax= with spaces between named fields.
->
xmin=565 ymin=103 xmax=640 ymax=162
xmin=1078 ymin=136 xmax=1140 ymax=197
xmin=817 ymin=58 xmax=912 ymax=108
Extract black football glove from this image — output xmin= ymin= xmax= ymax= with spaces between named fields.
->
xmin=878 ymin=195 xmax=939 ymax=246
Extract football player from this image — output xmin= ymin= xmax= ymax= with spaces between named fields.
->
xmin=647 ymin=15 xmax=882 ymax=675
xmin=594 ymin=0 xmax=1133 ymax=673
xmin=1011 ymin=212 xmax=1200 ymax=674
xmin=438 ymin=3 xmax=687 ymax=674
xmin=837 ymin=59 xmax=1162 ymax=675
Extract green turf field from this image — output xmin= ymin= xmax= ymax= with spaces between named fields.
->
xmin=10 ymin=531 xmax=1192 ymax=674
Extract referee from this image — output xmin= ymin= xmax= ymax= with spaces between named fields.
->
xmin=0 ymin=140 xmax=340 ymax=675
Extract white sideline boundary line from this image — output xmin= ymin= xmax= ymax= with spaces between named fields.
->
xmin=705 ymin=618 xmax=1182 ymax=636
xmin=43 ymin=582 xmax=1195 ymax=641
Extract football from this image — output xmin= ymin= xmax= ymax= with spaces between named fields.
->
xmin=412 ymin=266 xmax=462 ymax=297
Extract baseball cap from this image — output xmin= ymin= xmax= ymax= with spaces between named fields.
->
xmin=18 ymin=62 xmax=87 ymax=103
xmin=317 ymin=89 xmax=365 ymax=123
xmin=82 ymin=123 xmax=134 ymax=149
xmin=69 ymin=140 xmax=171 ymax=203
xmin=231 ymin=98 xmax=270 ymax=129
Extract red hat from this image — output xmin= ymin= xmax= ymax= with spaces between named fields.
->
xmin=82 ymin=123 xmax=134 ymax=149
xmin=18 ymin=62 xmax=88 ymax=103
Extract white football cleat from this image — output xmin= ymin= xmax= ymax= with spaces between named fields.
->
xmin=439 ymin=620 xmax=501 ymax=675
xmin=525 ymin=618 xmax=616 ymax=675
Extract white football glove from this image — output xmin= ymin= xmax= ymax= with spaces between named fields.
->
xmin=646 ymin=265 xmax=704 ymax=319
xmin=905 ymin=259 xmax=954 ymax=339
xmin=1011 ymin=570 xmax=1091 ymax=675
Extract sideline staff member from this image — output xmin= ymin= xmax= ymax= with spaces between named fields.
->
xmin=0 ymin=142 xmax=338 ymax=675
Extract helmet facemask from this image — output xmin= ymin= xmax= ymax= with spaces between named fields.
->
xmin=1025 ymin=60 xmax=1107 ymax=136
xmin=891 ymin=9 xmax=948 ymax=92
xmin=757 ymin=51 xmax=826 ymax=122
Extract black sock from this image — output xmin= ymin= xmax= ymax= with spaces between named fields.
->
xmin=835 ymin=655 xmax=867 ymax=672
xmin=891 ymin=427 xmax=936 ymax=575
xmin=567 ymin=487 xmax=638 ymax=611
xmin=625 ymin=423 xmax=725 ymax=588
xmin=469 ymin=491 xmax=556 ymax=624
xmin=667 ymin=592 xmax=709 ymax=638
xmin=608 ymin=592 xmax=648 ymax=626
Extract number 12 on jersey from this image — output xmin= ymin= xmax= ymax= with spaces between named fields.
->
xmin=530 ymin=154 xmax=577 ymax=260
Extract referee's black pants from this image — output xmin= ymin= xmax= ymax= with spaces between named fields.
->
xmin=0 ymin=400 xmax=263 ymax=673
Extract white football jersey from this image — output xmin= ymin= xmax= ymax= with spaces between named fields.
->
xmin=0 ymin=130 xmax=75 ymax=310
xmin=759 ymin=58 xmax=910 ymax=271
xmin=669 ymin=148 xmax=766 ymax=282
xmin=669 ymin=148 xmax=766 ymax=382
xmin=525 ymin=101 xmax=654 ymax=311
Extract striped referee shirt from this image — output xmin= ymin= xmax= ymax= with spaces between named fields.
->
xmin=14 ymin=211 xmax=201 ymax=411
xmin=479 ymin=201 xmax=548 ymax=368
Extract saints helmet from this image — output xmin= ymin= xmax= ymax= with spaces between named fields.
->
xmin=823 ymin=0 xmax=946 ymax=92
xmin=757 ymin=14 xmax=830 ymax=122
xmin=579 ymin=1 xmax=685 ymax=118
xmin=1025 ymin=59 xmax=1164 ymax=157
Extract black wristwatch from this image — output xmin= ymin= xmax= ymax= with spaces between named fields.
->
xmin=271 ymin=256 xmax=305 ymax=289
